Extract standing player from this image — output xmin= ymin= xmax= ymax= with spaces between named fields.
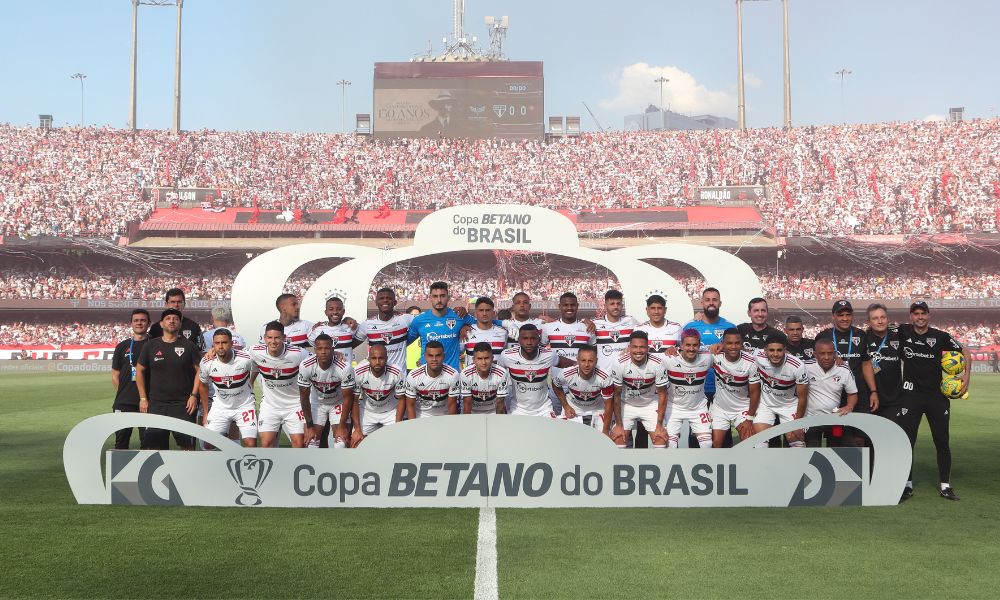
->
xmin=710 ymin=328 xmax=760 ymax=447
xmin=198 ymin=328 xmax=258 ymax=447
xmin=637 ymin=295 xmax=683 ymax=355
xmin=407 ymin=282 xmax=474 ymax=370
xmin=499 ymin=325 xmax=576 ymax=417
xmin=460 ymin=342 xmax=509 ymax=414
xmin=298 ymin=334 xmax=356 ymax=448
xmin=748 ymin=333 xmax=809 ymax=448
xmin=309 ymin=296 xmax=357 ymax=366
xmin=896 ymin=302 xmax=971 ymax=501
xmin=404 ymin=341 xmax=461 ymax=418
xmin=592 ymin=289 xmax=639 ymax=374
xmin=261 ymin=294 xmax=314 ymax=350
xmin=738 ymin=298 xmax=781 ymax=352
xmin=136 ymin=309 xmax=202 ymax=450
xmin=149 ymin=288 xmax=206 ymax=351
xmin=356 ymin=289 xmax=415 ymax=373
xmin=202 ymin=307 xmax=247 ymax=351
xmin=683 ymin=287 xmax=737 ymax=447
xmin=861 ymin=303 xmax=903 ymax=421
xmin=501 ymin=292 xmax=547 ymax=347
xmin=463 ymin=297 xmax=508 ymax=362
xmin=610 ymin=331 xmax=669 ymax=448
xmin=803 ymin=338 xmax=858 ymax=448
xmin=784 ymin=315 xmax=816 ymax=362
xmin=662 ymin=329 xmax=714 ymax=448
xmin=248 ymin=321 xmax=308 ymax=448
xmin=352 ymin=342 xmax=406 ymax=445
xmin=552 ymin=344 xmax=614 ymax=429
xmin=541 ymin=292 xmax=595 ymax=415
xmin=110 ymin=309 xmax=151 ymax=449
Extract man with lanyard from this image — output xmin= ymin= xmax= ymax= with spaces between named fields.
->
xmin=816 ymin=300 xmax=871 ymax=447
xmin=683 ymin=287 xmax=737 ymax=447
xmin=149 ymin=288 xmax=205 ymax=351
xmin=737 ymin=297 xmax=781 ymax=353
xmin=861 ymin=303 xmax=903 ymax=424
xmin=110 ymin=309 xmax=151 ymax=449
xmin=784 ymin=315 xmax=816 ymax=362
xmin=896 ymin=301 xmax=971 ymax=502
xmin=407 ymin=281 xmax=474 ymax=371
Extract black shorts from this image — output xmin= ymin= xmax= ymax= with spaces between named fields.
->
xmin=143 ymin=401 xmax=197 ymax=449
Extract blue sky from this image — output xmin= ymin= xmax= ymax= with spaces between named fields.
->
xmin=1 ymin=0 xmax=997 ymax=132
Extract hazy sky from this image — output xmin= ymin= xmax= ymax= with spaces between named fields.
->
xmin=1 ymin=0 xmax=996 ymax=132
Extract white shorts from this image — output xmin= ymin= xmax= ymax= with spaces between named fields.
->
xmin=710 ymin=404 xmax=751 ymax=431
xmin=205 ymin=402 xmax=258 ymax=439
xmin=754 ymin=403 xmax=797 ymax=426
xmin=510 ymin=402 xmax=555 ymax=418
xmin=621 ymin=403 xmax=659 ymax=432
xmin=561 ymin=411 xmax=605 ymax=431
xmin=361 ymin=409 xmax=396 ymax=435
xmin=312 ymin=401 xmax=346 ymax=427
xmin=665 ymin=403 xmax=711 ymax=437
xmin=258 ymin=404 xmax=306 ymax=435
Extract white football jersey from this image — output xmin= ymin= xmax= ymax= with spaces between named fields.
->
xmin=711 ymin=352 xmax=760 ymax=414
xmin=354 ymin=361 xmax=405 ymax=414
xmin=552 ymin=366 xmax=614 ymax=414
xmin=464 ymin=324 xmax=508 ymax=359
xmin=611 ymin=355 xmax=668 ymax=408
xmin=258 ymin=319 xmax=314 ymax=351
xmin=756 ymin=354 xmax=809 ymax=409
xmin=637 ymin=320 xmax=683 ymax=354
xmin=308 ymin=322 xmax=356 ymax=366
xmin=804 ymin=362 xmax=857 ymax=415
xmin=502 ymin=317 xmax=544 ymax=347
xmin=247 ymin=344 xmax=306 ymax=410
xmin=297 ymin=352 xmax=355 ymax=406
xmin=592 ymin=315 xmax=639 ymax=371
xmin=355 ymin=314 xmax=413 ymax=371
xmin=199 ymin=350 xmax=256 ymax=410
xmin=541 ymin=320 xmax=595 ymax=361
xmin=460 ymin=365 xmax=509 ymax=414
xmin=499 ymin=347 xmax=559 ymax=416
xmin=404 ymin=364 xmax=460 ymax=418
xmin=662 ymin=352 xmax=713 ymax=410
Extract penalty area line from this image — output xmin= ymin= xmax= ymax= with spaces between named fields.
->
xmin=474 ymin=507 xmax=498 ymax=600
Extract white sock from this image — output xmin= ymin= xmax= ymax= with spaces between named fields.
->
xmin=789 ymin=440 xmax=804 ymax=448
xmin=940 ymin=482 xmax=950 ymax=491
xmin=906 ymin=480 xmax=913 ymax=489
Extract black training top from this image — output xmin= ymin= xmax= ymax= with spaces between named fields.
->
xmin=111 ymin=337 xmax=148 ymax=407
xmin=898 ymin=324 xmax=963 ymax=396
xmin=137 ymin=336 xmax=201 ymax=403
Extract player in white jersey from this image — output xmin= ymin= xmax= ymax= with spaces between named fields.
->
xmin=352 ymin=342 xmax=406 ymax=444
xmin=552 ymin=344 xmax=614 ymax=431
xmin=610 ymin=331 xmax=669 ymax=448
xmin=259 ymin=293 xmax=314 ymax=350
xmin=308 ymin=296 xmax=358 ymax=366
xmin=355 ymin=288 xmax=414 ymax=372
xmin=749 ymin=332 xmax=809 ymax=448
xmin=499 ymin=324 xmax=576 ymax=417
xmin=662 ymin=329 xmax=714 ymax=448
xmin=592 ymin=289 xmax=639 ymax=373
xmin=637 ymin=294 xmax=683 ymax=355
xmin=298 ymin=334 xmax=356 ymax=449
xmin=501 ymin=292 xmax=547 ymax=347
xmin=541 ymin=292 xmax=595 ymax=415
xmin=247 ymin=321 xmax=307 ymax=447
xmin=463 ymin=297 xmax=508 ymax=362
xmin=460 ymin=342 xmax=509 ymax=414
xmin=710 ymin=328 xmax=761 ymax=447
xmin=404 ymin=341 xmax=460 ymax=418
xmin=198 ymin=328 xmax=258 ymax=446
xmin=803 ymin=337 xmax=859 ymax=448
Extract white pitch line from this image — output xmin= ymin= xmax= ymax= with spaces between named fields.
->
xmin=474 ymin=507 xmax=499 ymax=600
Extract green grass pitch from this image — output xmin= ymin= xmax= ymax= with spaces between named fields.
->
xmin=1 ymin=372 xmax=997 ymax=599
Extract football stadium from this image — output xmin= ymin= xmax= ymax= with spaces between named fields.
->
xmin=2 ymin=1 xmax=999 ymax=598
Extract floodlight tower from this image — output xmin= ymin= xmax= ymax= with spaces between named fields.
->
xmin=484 ymin=15 xmax=509 ymax=60
xmin=128 ymin=0 xmax=184 ymax=133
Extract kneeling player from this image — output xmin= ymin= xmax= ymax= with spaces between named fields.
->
xmin=248 ymin=321 xmax=307 ymax=448
xmin=460 ymin=342 xmax=509 ymax=414
xmin=610 ymin=331 xmax=668 ymax=448
xmin=710 ymin=328 xmax=760 ymax=447
xmin=405 ymin=341 xmax=460 ymax=418
xmin=662 ymin=329 xmax=714 ymax=448
xmin=804 ymin=338 xmax=858 ymax=447
xmin=552 ymin=344 xmax=614 ymax=430
xmin=352 ymin=342 xmax=405 ymax=446
xmin=298 ymin=334 xmax=356 ymax=448
xmin=199 ymin=329 xmax=258 ymax=447
xmin=749 ymin=333 xmax=808 ymax=448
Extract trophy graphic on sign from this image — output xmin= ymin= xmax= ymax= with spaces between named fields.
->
xmin=226 ymin=454 xmax=273 ymax=506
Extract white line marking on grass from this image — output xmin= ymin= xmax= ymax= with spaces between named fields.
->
xmin=474 ymin=507 xmax=498 ymax=600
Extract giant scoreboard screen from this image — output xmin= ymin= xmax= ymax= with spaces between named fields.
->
xmin=373 ymin=61 xmax=544 ymax=140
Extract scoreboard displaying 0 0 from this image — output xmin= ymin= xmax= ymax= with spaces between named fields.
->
xmin=373 ymin=61 xmax=544 ymax=141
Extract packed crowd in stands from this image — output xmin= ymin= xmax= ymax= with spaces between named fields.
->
xmin=2 ymin=118 xmax=999 ymax=238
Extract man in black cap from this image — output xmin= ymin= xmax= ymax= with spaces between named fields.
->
xmin=816 ymin=300 xmax=870 ymax=447
xmin=896 ymin=301 xmax=971 ymax=501
xmin=149 ymin=288 xmax=206 ymax=351
xmin=136 ymin=308 xmax=202 ymax=450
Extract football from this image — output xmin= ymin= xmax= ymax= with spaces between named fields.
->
xmin=941 ymin=351 xmax=966 ymax=376
xmin=940 ymin=375 xmax=969 ymax=400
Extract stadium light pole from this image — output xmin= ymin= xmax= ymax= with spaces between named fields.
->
xmin=172 ymin=0 xmax=183 ymax=134
xmin=736 ymin=0 xmax=746 ymax=130
xmin=128 ymin=0 xmax=138 ymax=130
xmin=337 ymin=79 xmax=352 ymax=133
xmin=654 ymin=76 xmax=669 ymax=112
xmin=835 ymin=68 xmax=852 ymax=121
xmin=782 ymin=0 xmax=792 ymax=128
xmin=71 ymin=73 xmax=87 ymax=126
